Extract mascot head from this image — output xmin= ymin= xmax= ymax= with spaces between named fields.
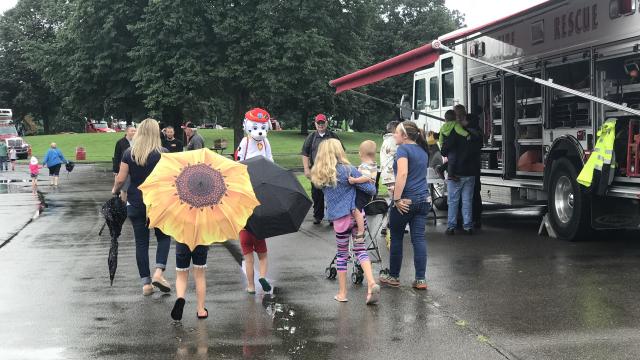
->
xmin=243 ymin=108 xmax=271 ymax=141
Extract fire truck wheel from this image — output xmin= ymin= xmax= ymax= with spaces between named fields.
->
xmin=547 ymin=158 xmax=590 ymax=241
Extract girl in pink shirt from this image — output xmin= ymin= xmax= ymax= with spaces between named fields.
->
xmin=29 ymin=156 xmax=41 ymax=194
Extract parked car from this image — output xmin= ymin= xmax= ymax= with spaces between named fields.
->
xmin=86 ymin=121 xmax=116 ymax=133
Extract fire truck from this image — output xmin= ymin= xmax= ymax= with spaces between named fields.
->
xmin=0 ymin=109 xmax=31 ymax=159
xmin=330 ymin=0 xmax=640 ymax=240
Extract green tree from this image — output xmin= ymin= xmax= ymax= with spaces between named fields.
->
xmin=0 ymin=0 xmax=63 ymax=133
xmin=30 ymin=0 xmax=147 ymax=123
xmin=129 ymin=0 xmax=217 ymax=130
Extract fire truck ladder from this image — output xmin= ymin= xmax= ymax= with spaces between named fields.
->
xmin=432 ymin=40 xmax=640 ymax=117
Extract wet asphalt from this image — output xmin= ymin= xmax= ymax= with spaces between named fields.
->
xmin=0 ymin=165 xmax=640 ymax=360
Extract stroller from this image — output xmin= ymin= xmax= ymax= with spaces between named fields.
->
xmin=325 ymin=172 xmax=389 ymax=285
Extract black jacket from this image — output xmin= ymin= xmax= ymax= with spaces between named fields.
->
xmin=162 ymin=138 xmax=184 ymax=153
xmin=113 ymin=137 xmax=131 ymax=173
xmin=441 ymin=129 xmax=481 ymax=178
xmin=300 ymin=130 xmax=342 ymax=166
xmin=467 ymin=128 xmax=483 ymax=176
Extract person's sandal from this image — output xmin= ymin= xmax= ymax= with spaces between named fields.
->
xmin=412 ymin=279 xmax=428 ymax=290
xmin=152 ymin=276 xmax=171 ymax=293
xmin=143 ymin=284 xmax=154 ymax=296
xmin=334 ymin=295 xmax=348 ymax=303
xmin=197 ymin=308 xmax=209 ymax=320
xmin=366 ymin=284 xmax=380 ymax=305
xmin=379 ymin=274 xmax=400 ymax=287
xmin=259 ymin=278 xmax=272 ymax=292
xmin=171 ymin=298 xmax=186 ymax=321
xmin=354 ymin=233 xmax=365 ymax=243
xmin=246 ymin=288 xmax=256 ymax=294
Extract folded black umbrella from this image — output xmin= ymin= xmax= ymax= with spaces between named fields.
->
xmin=240 ymin=156 xmax=312 ymax=239
xmin=100 ymin=196 xmax=128 ymax=285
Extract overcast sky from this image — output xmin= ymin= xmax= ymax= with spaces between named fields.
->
xmin=0 ymin=0 xmax=17 ymax=14
xmin=0 ymin=0 xmax=548 ymax=25
xmin=446 ymin=0 xmax=548 ymax=27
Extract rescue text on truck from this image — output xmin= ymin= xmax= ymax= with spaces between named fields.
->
xmin=330 ymin=0 xmax=640 ymax=241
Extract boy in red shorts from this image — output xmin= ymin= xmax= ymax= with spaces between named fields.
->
xmin=236 ymin=108 xmax=273 ymax=293
xmin=240 ymin=229 xmax=271 ymax=293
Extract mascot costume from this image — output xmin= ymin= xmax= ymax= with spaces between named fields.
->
xmin=235 ymin=107 xmax=273 ymax=294
xmin=235 ymin=108 xmax=273 ymax=162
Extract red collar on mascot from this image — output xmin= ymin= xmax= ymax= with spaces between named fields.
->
xmin=245 ymin=108 xmax=270 ymax=123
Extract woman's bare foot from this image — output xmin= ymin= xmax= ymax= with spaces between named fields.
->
xmin=366 ymin=284 xmax=380 ymax=305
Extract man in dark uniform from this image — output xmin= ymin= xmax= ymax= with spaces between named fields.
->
xmin=162 ymin=126 xmax=184 ymax=153
xmin=112 ymin=126 xmax=136 ymax=202
xmin=301 ymin=114 xmax=342 ymax=224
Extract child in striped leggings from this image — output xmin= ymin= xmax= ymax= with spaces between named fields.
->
xmin=310 ymin=139 xmax=380 ymax=305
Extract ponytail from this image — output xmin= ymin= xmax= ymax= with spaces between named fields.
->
xmin=415 ymin=129 xmax=429 ymax=153
xmin=398 ymin=121 xmax=428 ymax=153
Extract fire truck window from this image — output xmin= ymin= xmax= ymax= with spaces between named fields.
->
xmin=441 ymin=57 xmax=454 ymax=72
xmin=429 ymin=76 xmax=439 ymax=109
xmin=547 ymin=61 xmax=591 ymax=129
xmin=414 ymin=78 xmax=427 ymax=110
xmin=442 ymin=72 xmax=455 ymax=107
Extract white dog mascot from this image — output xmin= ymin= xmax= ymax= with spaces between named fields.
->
xmin=235 ymin=107 xmax=273 ymax=162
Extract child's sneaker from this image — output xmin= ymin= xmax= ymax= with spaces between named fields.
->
xmin=379 ymin=274 xmax=400 ymax=287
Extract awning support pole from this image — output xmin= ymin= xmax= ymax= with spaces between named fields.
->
xmin=432 ymin=40 xmax=640 ymax=117
xmin=348 ymin=90 xmax=445 ymax=122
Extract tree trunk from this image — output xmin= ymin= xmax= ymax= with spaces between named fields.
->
xmin=300 ymin=111 xmax=310 ymax=135
xmin=233 ymin=90 xmax=249 ymax=149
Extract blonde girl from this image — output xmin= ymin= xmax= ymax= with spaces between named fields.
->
xmin=310 ymin=139 xmax=380 ymax=305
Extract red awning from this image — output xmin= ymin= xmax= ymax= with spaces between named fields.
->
xmin=329 ymin=0 xmax=555 ymax=94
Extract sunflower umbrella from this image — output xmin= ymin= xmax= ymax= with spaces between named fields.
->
xmin=139 ymin=149 xmax=259 ymax=250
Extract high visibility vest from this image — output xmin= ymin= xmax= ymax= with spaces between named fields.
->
xmin=577 ymin=119 xmax=617 ymax=195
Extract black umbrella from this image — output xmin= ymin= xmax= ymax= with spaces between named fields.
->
xmin=240 ymin=156 xmax=312 ymax=239
xmin=100 ymin=196 xmax=128 ymax=285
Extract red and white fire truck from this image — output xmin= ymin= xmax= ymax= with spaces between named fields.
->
xmin=331 ymin=0 xmax=640 ymax=240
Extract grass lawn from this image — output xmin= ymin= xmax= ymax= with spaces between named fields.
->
xmin=25 ymin=129 xmax=384 ymax=170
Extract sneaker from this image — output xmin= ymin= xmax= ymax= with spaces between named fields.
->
xmin=313 ymin=218 xmax=322 ymax=225
xmin=445 ymin=228 xmax=455 ymax=235
xmin=412 ymin=279 xmax=428 ymax=290
xmin=379 ymin=274 xmax=400 ymax=287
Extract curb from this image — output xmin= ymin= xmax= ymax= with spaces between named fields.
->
xmin=0 ymin=192 xmax=46 ymax=250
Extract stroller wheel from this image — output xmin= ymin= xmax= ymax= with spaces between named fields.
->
xmin=351 ymin=271 xmax=359 ymax=284
xmin=325 ymin=267 xmax=332 ymax=279
xmin=356 ymin=274 xmax=364 ymax=284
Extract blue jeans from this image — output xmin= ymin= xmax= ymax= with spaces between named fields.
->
xmin=388 ymin=198 xmax=430 ymax=280
xmin=0 ymin=156 xmax=6 ymax=171
xmin=447 ymin=176 xmax=475 ymax=230
xmin=127 ymin=205 xmax=171 ymax=285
